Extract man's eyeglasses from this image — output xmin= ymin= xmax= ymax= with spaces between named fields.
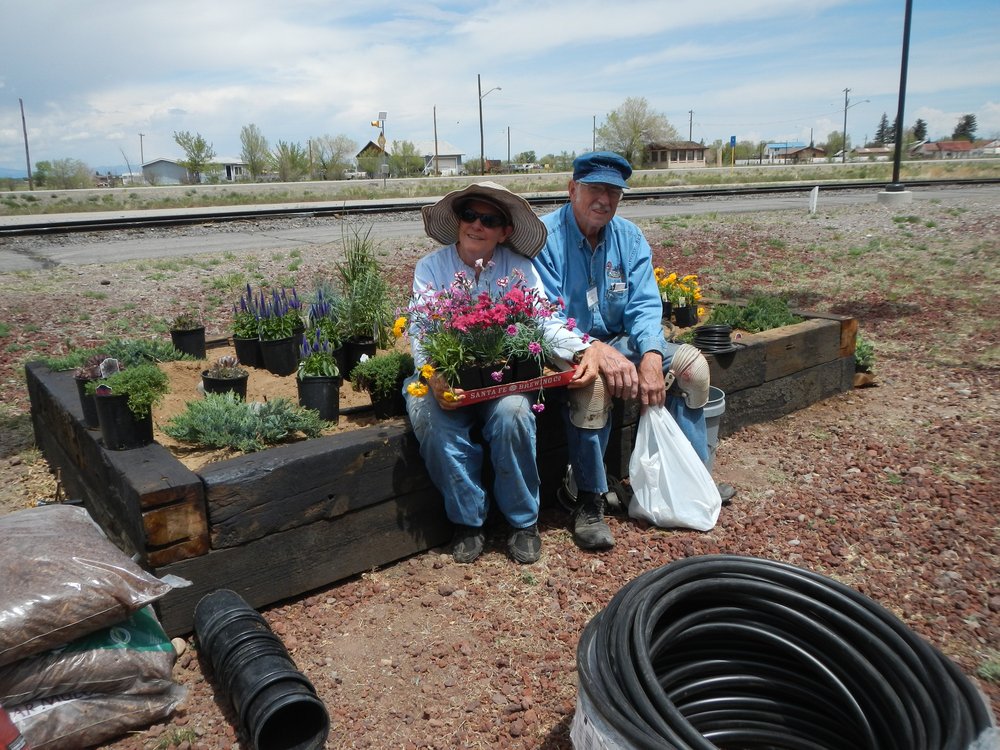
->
xmin=457 ymin=207 xmax=507 ymax=229
xmin=579 ymin=182 xmax=624 ymax=200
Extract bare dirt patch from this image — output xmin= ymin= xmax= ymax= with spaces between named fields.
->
xmin=0 ymin=191 xmax=997 ymax=747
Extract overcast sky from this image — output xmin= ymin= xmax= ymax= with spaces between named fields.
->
xmin=2 ymin=0 xmax=998 ymax=175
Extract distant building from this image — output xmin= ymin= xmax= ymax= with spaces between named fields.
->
xmin=909 ymin=140 xmax=975 ymax=159
xmin=412 ymin=140 xmax=466 ymax=176
xmin=141 ymin=157 xmax=247 ymax=185
xmin=971 ymin=139 xmax=1000 ymax=156
xmin=786 ymin=146 xmax=827 ymax=164
xmin=764 ymin=142 xmax=808 ymax=164
xmin=646 ymin=141 xmax=708 ymax=169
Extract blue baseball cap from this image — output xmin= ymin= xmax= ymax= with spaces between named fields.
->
xmin=572 ymin=151 xmax=632 ymax=189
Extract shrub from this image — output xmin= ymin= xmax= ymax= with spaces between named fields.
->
xmin=704 ymin=295 xmax=803 ymax=333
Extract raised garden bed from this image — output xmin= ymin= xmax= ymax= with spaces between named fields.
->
xmin=26 ymin=309 xmax=855 ymax=637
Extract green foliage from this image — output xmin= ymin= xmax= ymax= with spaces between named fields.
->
xmin=44 ymin=338 xmax=193 ymax=372
xmin=335 ymin=225 xmax=395 ymax=346
xmin=163 ymin=393 xmax=325 ymax=452
xmin=170 ymin=311 xmax=203 ymax=331
xmin=87 ymin=363 xmax=169 ymax=418
xmin=350 ymin=350 xmax=414 ymax=399
xmin=173 ymin=130 xmax=217 ymax=183
xmin=205 ymin=355 xmax=248 ymax=379
xmin=705 ymin=295 xmax=804 ymax=333
xmin=854 ymin=333 xmax=875 ymax=372
xmin=297 ymin=330 xmax=340 ymax=380
xmin=976 ymin=651 xmax=1000 ymax=684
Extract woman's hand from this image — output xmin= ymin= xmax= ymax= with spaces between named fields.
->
xmin=429 ymin=373 xmax=464 ymax=410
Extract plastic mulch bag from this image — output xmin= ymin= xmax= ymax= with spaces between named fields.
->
xmin=628 ymin=405 xmax=721 ymax=531
xmin=0 ymin=607 xmax=176 ymax=707
xmin=0 ymin=505 xmax=173 ymax=668
xmin=9 ymin=684 xmax=187 ymax=750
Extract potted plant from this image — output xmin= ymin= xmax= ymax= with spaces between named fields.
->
xmin=853 ymin=332 xmax=876 ymax=388
xmin=349 ymin=349 xmax=414 ymax=419
xmin=232 ymin=284 xmax=263 ymax=368
xmin=72 ymin=353 xmax=117 ymax=429
xmin=401 ymin=269 xmax=561 ymax=412
xmin=334 ymin=226 xmax=396 ymax=377
xmin=86 ymin=362 xmax=169 ymax=450
xmin=169 ymin=310 xmax=206 ymax=359
xmin=202 ymin=355 xmax=250 ymax=399
xmin=296 ymin=330 xmax=341 ymax=422
xmin=257 ymin=287 xmax=303 ymax=376
xmin=654 ymin=269 xmax=703 ymax=327
xmin=305 ymin=286 xmax=346 ymax=376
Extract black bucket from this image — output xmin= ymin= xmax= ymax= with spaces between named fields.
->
xmin=194 ymin=589 xmax=329 ymax=750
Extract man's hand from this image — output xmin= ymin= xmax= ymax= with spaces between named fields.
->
xmin=569 ymin=340 xmax=639 ymax=400
xmin=429 ymin=373 xmax=464 ymax=410
xmin=637 ymin=351 xmax=666 ymax=409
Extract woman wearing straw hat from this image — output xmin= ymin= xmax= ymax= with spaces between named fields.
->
xmin=404 ymin=182 xmax=587 ymax=565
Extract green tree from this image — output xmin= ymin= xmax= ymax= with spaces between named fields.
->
xmin=538 ymin=151 xmax=576 ymax=171
xmin=513 ymin=150 xmax=536 ymax=164
xmin=240 ymin=124 xmax=272 ymax=181
xmin=32 ymin=160 xmax=52 ymax=187
xmin=912 ymin=118 xmax=928 ymax=141
xmin=173 ymin=130 xmax=216 ymax=183
xmin=822 ymin=131 xmax=848 ymax=159
xmin=952 ymin=114 xmax=977 ymax=141
xmin=596 ymin=97 xmax=678 ymax=167
xmin=874 ymin=113 xmax=890 ymax=145
xmin=47 ymin=158 xmax=94 ymax=189
xmin=388 ymin=140 xmax=423 ymax=177
xmin=310 ymin=134 xmax=358 ymax=179
xmin=272 ymin=141 xmax=310 ymax=182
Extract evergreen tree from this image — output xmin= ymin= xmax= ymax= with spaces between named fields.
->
xmin=874 ymin=113 xmax=890 ymax=145
xmin=952 ymin=114 xmax=977 ymax=142
xmin=912 ymin=119 xmax=928 ymax=141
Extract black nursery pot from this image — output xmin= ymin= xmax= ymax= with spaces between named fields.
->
xmin=297 ymin=376 xmax=340 ymax=423
xmin=94 ymin=394 xmax=154 ymax=450
xmin=344 ymin=337 xmax=377 ymax=381
xmin=233 ymin=336 xmax=263 ymax=369
xmin=75 ymin=376 xmax=100 ymax=429
xmin=171 ymin=327 xmax=207 ymax=359
xmin=259 ymin=336 xmax=299 ymax=377
xmin=202 ymin=371 xmax=249 ymax=400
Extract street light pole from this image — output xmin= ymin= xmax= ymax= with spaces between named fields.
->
xmin=842 ymin=88 xmax=850 ymax=163
xmin=478 ymin=74 xmax=500 ymax=175
xmin=139 ymin=133 xmax=145 ymax=165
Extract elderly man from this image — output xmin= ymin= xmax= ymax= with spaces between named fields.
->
xmin=534 ymin=151 xmax=734 ymax=550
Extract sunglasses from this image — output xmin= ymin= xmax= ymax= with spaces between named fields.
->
xmin=457 ymin=207 xmax=507 ymax=229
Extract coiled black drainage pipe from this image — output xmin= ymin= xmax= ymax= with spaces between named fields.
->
xmin=575 ymin=555 xmax=995 ymax=750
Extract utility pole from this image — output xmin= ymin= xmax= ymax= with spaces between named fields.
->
xmin=139 ymin=133 xmax=145 ymax=165
xmin=688 ymin=110 xmax=693 ymax=142
xmin=593 ymin=115 xmax=596 ymax=151
xmin=20 ymin=99 xmax=33 ymax=190
xmin=433 ymin=106 xmax=440 ymax=176
xmin=842 ymin=88 xmax=850 ymax=163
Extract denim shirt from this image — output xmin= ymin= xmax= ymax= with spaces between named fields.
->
xmin=409 ymin=243 xmax=584 ymax=369
xmin=536 ymin=204 xmax=666 ymax=357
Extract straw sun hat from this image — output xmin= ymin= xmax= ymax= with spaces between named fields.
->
xmin=420 ymin=181 xmax=546 ymax=259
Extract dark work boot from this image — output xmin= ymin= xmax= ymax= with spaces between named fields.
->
xmin=572 ymin=492 xmax=614 ymax=550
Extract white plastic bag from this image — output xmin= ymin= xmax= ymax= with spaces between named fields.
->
xmin=628 ymin=405 xmax=721 ymax=530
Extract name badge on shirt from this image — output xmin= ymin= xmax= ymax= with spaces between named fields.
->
xmin=587 ymin=286 xmax=599 ymax=309
xmin=609 ymin=282 xmax=627 ymax=294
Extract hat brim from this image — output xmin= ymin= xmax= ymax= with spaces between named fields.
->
xmin=575 ymin=169 xmax=630 ymax=190
xmin=421 ymin=181 xmax=546 ymax=259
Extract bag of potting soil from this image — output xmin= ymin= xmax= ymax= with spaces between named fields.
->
xmin=9 ymin=684 xmax=186 ymax=750
xmin=0 ymin=505 xmax=175 ymax=668
xmin=0 ymin=607 xmax=177 ymax=707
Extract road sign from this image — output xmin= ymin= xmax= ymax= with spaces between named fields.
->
xmin=730 ymin=136 xmax=737 ymax=147
xmin=377 ymin=133 xmax=386 ymax=149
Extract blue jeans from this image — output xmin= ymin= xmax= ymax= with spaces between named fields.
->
xmin=404 ymin=376 xmax=540 ymax=529
xmin=564 ymin=336 xmax=708 ymax=495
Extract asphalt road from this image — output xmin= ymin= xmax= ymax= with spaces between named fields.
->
xmin=1 ymin=185 xmax=996 ymax=273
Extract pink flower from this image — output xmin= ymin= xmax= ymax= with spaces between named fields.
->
xmin=528 ymin=341 xmax=542 ymax=355
xmin=582 ymin=333 xmax=591 ymax=343
xmin=566 ymin=317 xmax=576 ymax=330
xmin=531 ymin=402 xmax=545 ymax=413
xmin=506 ymin=324 xmax=518 ymax=336
xmin=490 ymin=370 xmax=504 ymax=382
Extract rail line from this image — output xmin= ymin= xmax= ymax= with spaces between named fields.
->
xmin=2 ymin=177 xmax=998 ymax=237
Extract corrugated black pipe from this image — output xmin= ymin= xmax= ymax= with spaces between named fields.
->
xmin=576 ymin=555 xmax=993 ymax=749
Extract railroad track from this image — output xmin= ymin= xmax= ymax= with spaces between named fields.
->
xmin=2 ymin=177 xmax=998 ymax=237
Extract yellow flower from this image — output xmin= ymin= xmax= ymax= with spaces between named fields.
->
xmin=392 ymin=316 xmax=408 ymax=338
xmin=697 ymin=306 xmax=705 ymax=316
xmin=443 ymin=390 xmax=458 ymax=402
xmin=419 ymin=364 xmax=435 ymax=380
xmin=406 ymin=381 xmax=428 ymax=398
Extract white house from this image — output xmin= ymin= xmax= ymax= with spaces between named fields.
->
xmin=413 ymin=140 xmax=466 ymax=176
xmin=141 ymin=157 xmax=247 ymax=185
